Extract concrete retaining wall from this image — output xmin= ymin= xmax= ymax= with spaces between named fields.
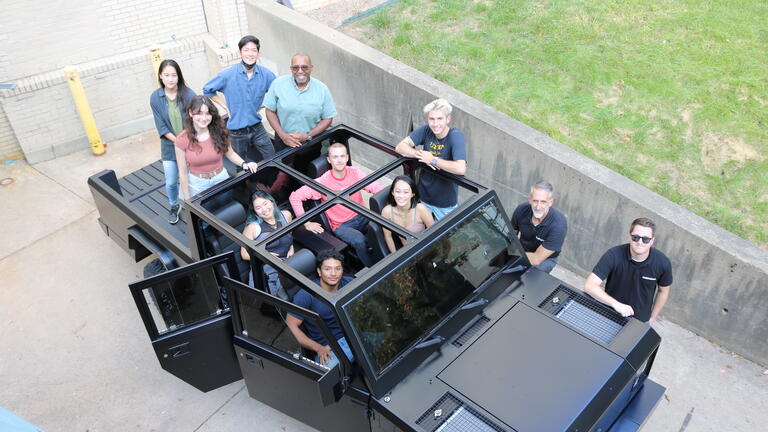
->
xmin=246 ymin=0 xmax=768 ymax=365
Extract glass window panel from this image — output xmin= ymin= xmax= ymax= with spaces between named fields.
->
xmin=140 ymin=267 xmax=225 ymax=335
xmin=235 ymin=288 xmax=298 ymax=355
xmin=345 ymin=201 xmax=524 ymax=374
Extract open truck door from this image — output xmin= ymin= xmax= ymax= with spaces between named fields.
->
xmin=128 ymin=252 xmax=242 ymax=392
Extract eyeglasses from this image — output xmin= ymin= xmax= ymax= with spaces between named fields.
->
xmin=630 ymin=234 xmax=653 ymax=244
xmin=290 ymin=65 xmax=311 ymax=71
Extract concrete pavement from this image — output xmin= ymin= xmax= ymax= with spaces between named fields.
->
xmin=0 ymin=133 xmax=765 ymax=431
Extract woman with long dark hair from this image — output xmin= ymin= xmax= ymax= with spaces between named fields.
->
xmin=381 ymin=175 xmax=435 ymax=253
xmin=175 ymin=96 xmax=258 ymax=200
xmin=241 ymin=191 xmax=294 ymax=298
xmin=149 ymin=59 xmax=196 ymax=224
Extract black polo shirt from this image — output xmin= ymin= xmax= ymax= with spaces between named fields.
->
xmin=592 ymin=244 xmax=673 ymax=322
xmin=510 ymin=203 xmax=568 ymax=258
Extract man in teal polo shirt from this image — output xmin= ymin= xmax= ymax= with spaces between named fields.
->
xmin=264 ymin=53 xmax=336 ymax=149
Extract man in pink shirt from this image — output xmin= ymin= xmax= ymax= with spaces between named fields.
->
xmin=290 ymin=143 xmax=383 ymax=267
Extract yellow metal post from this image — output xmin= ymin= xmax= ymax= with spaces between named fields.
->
xmin=64 ymin=66 xmax=105 ymax=156
xmin=149 ymin=46 xmax=163 ymax=87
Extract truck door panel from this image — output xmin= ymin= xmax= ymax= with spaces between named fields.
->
xmin=129 ymin=253 xmax=242 ymax=392
xmin=226 ymin=278 xmax=371 ymax=431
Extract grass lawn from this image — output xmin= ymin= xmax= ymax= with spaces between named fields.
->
xmin=349 ymin=0 xmax=768 ymax=249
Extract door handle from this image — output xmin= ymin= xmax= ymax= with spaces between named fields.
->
xmin=242 ymin=353 xmax=264 ymax=368
xmin=164 ymin=342 xmax=190 ymax=359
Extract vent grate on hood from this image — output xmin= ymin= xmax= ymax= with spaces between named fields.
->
xmin=416 ymin=392 xmax=506 ymax=432
xmin=539 ymin=285 xmax=627 ymax=344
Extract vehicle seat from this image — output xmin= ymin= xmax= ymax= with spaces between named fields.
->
xmin=366 ymin=188 xmax=391 ymax=261
xmin=367 ymin=188 xmax=404 ymax=260
xmin=306 ymin=154 xmax=330 ymax=179
xmin=205 ymin=201 xmax=251 ymax=284
xmin=302 ymin=154 xmax=334 ymax=233
xmin=278 ymin=248 xmax=317 ymax=302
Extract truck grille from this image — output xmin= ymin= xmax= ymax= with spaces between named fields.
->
xmin=539 ymin=285 xmax=627 ymax=344
xmin=416 ymin=392 xmax=505 ymax=432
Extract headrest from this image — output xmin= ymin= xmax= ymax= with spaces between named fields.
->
xmin=285 ymin=248 xmax=316 ymax=277
xmin=213 ymin=201 xmax=247 ymax=228
xmin=306 ymin=154 xmax=330 ymax=179
xmin=369 ymin=188 xmax=390 ymax=214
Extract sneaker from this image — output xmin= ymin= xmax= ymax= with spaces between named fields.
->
xmin=168 ymin=204 xmax=181 ymax=225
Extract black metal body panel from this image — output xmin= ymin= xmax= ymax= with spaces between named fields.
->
xmin=235 ymin=344 xmax=371 ymax=432
xmin=128 ymin=253 xmax=242 ymax=392
xmin=608 ymin=379 xmax=665 ymax=432
xmin=437 ymin=301 xmax=626 ymax=431
xmin=88 ymin=165 xmax=192 ymax=265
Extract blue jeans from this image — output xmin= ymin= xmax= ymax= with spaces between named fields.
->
xmin=534 ymin=257 xmax=558 ymax=274
xmin=187 ymin=168 xmax=230 ymax=198
xmin=249 ymin=263 xmax=288 ymax=300
xmin=334 ymin=215 xmax=373 ymax=267
xmin=228 ymin=122 xmax=274 ymax=175
xmin=422 ymin=201 xmax=457 ymax=221
xmin=317 ymin=336 xmax=355 ymax=369
xmin=162 ymin=160 xmax=181 ymax=206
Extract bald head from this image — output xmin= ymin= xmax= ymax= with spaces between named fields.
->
xmin=291 ymin=53 xmax=312 ymax=66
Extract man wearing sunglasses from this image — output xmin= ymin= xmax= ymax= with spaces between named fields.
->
xmin=584 ymin=217 xmax=673 ymax=323
xmin=264 ymin=53 xmax=336 ymax=149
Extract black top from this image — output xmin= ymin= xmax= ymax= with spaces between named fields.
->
xmin=592 ymin=244 xmax=673 ymax=322
xmin=290 ymin=276 xmax=353 ymax=346
xmin=255 ymin=211 xmax=292 ymax=258
xmin=510 ymin=203 xmax=568 ymax=258
xmin=408 ymin=125 xmax=467 ymax=207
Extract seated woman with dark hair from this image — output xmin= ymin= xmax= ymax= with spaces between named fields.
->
xmin=381 ymin=175 xmax=435 ymax=253
xmin=241 ymin=191 xmax=294 ymax=299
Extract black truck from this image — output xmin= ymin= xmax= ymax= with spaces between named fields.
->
xmin=88 ymin=125 xmax=665 ymax=432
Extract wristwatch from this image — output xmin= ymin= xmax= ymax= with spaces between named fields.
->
xmin=430 ymin=157 xmax=439 ymax=168
xmin=241 ymin=161 xmax=247 ymax=169
xmin=306 ymin=134 xmax=313 ymax=142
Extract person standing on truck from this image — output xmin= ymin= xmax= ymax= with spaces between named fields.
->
xmin=175 ymin=96 xmax=258 ymax=200
xmin=510 ymin=181 xmax=568 ymax=273
xmin=395 ymin=98 xmax=467 ymax=221
xmin=584 ymin=217 xmax=673 ymax=323
xmin=264 ymin=53 xmax=336 ymax=149
xmin=203 ymin=35 xmax=276 ymax=169
xmin=149 ymin=59 xmax=197 ymax=224
xmin=241 ymin=191 xmax=294 ymax=299
xmin=285 ymin=249 xmax=354 ymax=368
xmin=289 ymin=143 xmax=384 ymax=268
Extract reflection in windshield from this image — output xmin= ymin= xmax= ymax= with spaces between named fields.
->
xmin=346 ymin=202 xmax=521 ymax=374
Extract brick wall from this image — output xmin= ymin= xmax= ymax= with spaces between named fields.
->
xmin=0 ymin=103 xmax=21 ymax=161
xmin=202 ymin=0 xmax=251 ymax=50
xmin=0 ymin=0 xmax=207 ymax=82
xmin=0 ymin=0 xmax=256 ymax=162
xmin=1 ymin=37 xmax=213 ymax=163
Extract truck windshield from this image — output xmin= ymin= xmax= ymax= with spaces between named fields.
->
xmin=344 ymin=201 xmax=523 ymax=374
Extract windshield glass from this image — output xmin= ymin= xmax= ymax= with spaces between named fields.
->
xmin=344 ymin=201 xmax=523 ymax=374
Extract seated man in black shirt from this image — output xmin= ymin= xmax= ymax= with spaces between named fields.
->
xmin=510 ymin=181 xmax=568 ymax=273
xmin=584 ymin=217 xmax=673 ymax=323
xmin=285 ymin=249 xmax=355 ymax=367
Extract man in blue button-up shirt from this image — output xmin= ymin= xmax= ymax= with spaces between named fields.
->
xmin=204 ymin=35 xmax=276 ymax=168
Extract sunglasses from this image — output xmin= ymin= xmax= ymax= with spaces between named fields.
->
xmin=630 ymin=234 xmax=653 ymax=244
xmin=290 ymin=65 xmax=311 ymax=71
